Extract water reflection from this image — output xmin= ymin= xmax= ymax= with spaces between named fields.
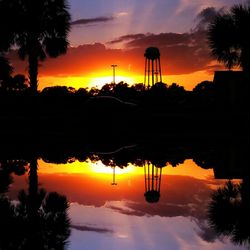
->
xmin=1 ymin=141 xmax=249 ymax=249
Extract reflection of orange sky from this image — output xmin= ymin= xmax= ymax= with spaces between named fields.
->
xmin=39 ymin=70 xmax=212 ymax=91
xmin=9 ymin=159 xmax=228 ymax=216
xmin=37 ymin=159 xmax=214 ymax=180
xmin=9 ymin=159 xmax=240 ymax=208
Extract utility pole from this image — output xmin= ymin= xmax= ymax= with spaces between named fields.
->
xmin=111 ymin=64 xmax=117 ymax=83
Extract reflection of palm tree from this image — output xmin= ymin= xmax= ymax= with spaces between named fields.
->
xmin=0 ymin=1 xmax=15 ymax=52
xmin=111 ymin=166 xmax=118 ymax=185
xmin=208 ymin=180 xmax=250 ymax=246
xmin=17 ymin=190 xmax=71 ymax=249
xmin=0 ymin=190 xmax=70 ymax=250
xmin=11 ymin=0 xmax=70 ymax=92
xmin=208 ymin=4 xmax=250 ymax=72
xmin=0 ymin=158 xmax=70 ymax=249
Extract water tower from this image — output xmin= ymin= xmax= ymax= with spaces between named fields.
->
xmin=144 ymin=161 xmax=163 ymax=203
xmin=144 ymin=47 xmax=162 ymax=89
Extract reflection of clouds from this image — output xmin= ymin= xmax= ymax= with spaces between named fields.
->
xmin=69 ymin=202 xmax=241 ymax=250
xmin=104 ymin=176 xmax=216 ymax=220
xmin=193 ymin=218 xmax=218 ymax=243
xmin=104 ymin=200 xmax=145 ymax=216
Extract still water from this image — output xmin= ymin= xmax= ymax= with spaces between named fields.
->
xmin=1 ymin=144 xmax=249 ymax=250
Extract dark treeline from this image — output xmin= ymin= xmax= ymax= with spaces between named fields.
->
xmin=1 ymin=139 xmax=247 ymax=173
xmin=0 ymin=80 xmax=218 ymax=114
xmin=1 ymin=79 xmax=248 ymax=142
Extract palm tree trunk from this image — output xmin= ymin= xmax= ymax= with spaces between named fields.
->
xmin=27 ymin=157 xmax=42 ymax=249
xmin=241 ymin=47 xmax=250 ymax=75
xmin=28 ymin=52 xmax=38 ymax=93
xmin=28 ymin=158 xmax=38 ymax=216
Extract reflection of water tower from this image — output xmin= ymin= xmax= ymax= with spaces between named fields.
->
xmin=144 ymin=47 xmax=162 ymax=89
xmin=144 ymin=161 xmax=163 ymax=203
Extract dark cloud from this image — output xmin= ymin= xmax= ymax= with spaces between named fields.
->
xmin=8 ymin=32 xmax=212 ymax=77
xmin=124 ymin=32 xmax=195 ymax=48
xmin=108 ymin=33 xmax=148 ymax=44
xmin=71 ymin=225 xmax=113 ymax=234
xmin=71 ymin=16 xmax=114 ymax=26
xmin=118 ymin=30 xmax=212 ymax=75
xmin=193 ymin=7 xmax=225 ymax=31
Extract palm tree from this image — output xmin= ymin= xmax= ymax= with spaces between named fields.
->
xmin=208 ymin=180 xmax=250 ymax=246
xmin=0 ymin=190 xmax=71 ymax=250
xmin=13 ymin=0 xmax=71 ymax=93
xmin=0 ymin=0 xmax=16 ymax=52
xmin=208 ymin=3 xmax=250 ymax=72
xmin=13 ymin=158 xmax=70 ymax=249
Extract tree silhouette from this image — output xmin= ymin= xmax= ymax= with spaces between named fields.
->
xmin=0 ymin=158 xmax=71 ymax=250
xmin=0 ymin=74 xmax=29 ymax=92
xmin=0 ymin=160 xmax=28 ymax=193
xmin=0 ymin=190 xmax=71 ymax=250
xmin=0 ymin=56 xmax=13 ymax=86
xmin=208 ymin=180 xmax=250 ymax=246
xmin=0 ymin=0 xmax=16 ymax=51
xmin=12 ymin=0 xmax=71 ymax=92
xmin=208 ymin=3 xmax=250 ymax=72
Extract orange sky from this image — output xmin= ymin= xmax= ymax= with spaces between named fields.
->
xmin=7 ymin=1 xmax=234 ymax=91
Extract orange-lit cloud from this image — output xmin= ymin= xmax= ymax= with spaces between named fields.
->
xmin=9 ymin=31 xmax=218 ymax=85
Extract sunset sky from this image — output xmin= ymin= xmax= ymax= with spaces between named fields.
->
xmin=10 ymin=0 xmax=243 ymax=90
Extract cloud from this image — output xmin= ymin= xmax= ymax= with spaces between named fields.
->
xmin=11 ymin=33 xmax=210 ymax=78
xmin=8 ymin=31 xmax=212 ymax=78
xmin=108 ymin=34 xmax=147 ymax=45
xmin=115 ymin=12 xmax=129 ymax=17
xmin=193 ymin=7 xmax=225 ymax=31
xmin=71 ymin=16 xmax=114 ymax=26
xmin=124 ymin=32 xmax=195 ymax=48
xmin=71 ymin=225 xmax=113 ymax=234
xmin=175 ymin=0 xmax=232 ymax=15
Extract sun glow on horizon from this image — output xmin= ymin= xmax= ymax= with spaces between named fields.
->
xmin=39 ymin=73 xmax=141 ymax=91
xmin=89 ymin=75 xmax=138 ymax=88
xmin=37 ymin=159 xmax=217 ymax=181
xmin=88 ymin=161 xmax=136 ymax=175
xmin=37 ymin=159 xmax=140 ymax=178
xmin=39 ymin=69 xmax=212 ymax=91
